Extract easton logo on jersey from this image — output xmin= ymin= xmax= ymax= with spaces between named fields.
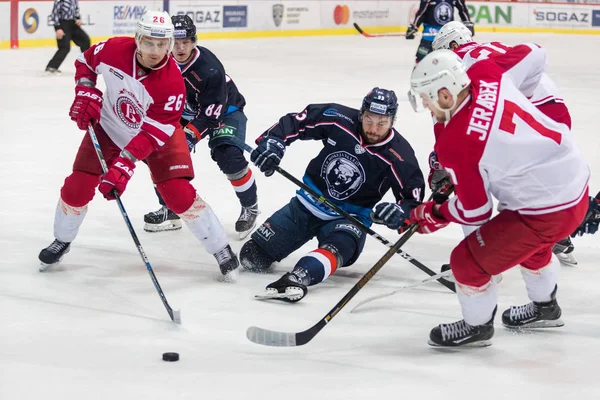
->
xmin=321 ymin=151 xmax=365 ymax=200
xmin=115 ymin=92 xmax=143 ymax=129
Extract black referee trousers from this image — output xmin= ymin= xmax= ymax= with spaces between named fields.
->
xmin=47 ymin=20 xmax=90 ymax=69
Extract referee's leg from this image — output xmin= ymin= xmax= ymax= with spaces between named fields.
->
xmin=72 ymin=24 xmax=91 ymax=52
xmin=46 ymin=20 xmax=73 ymax=71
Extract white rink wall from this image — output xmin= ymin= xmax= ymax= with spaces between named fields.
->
xmin=2 ymin=0 xmax=600 ymax=49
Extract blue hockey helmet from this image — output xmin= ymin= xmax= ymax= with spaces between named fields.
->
xmin=172 ymin=14 xmax=197 ymax=41
xmin=361 ymin=87 xmax=398 ymax=119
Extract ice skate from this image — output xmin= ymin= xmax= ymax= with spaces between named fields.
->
xmin=502 ymin=285 xmax=564 ymax=329
xmin=38 ymin=239 xmax=71 ymax=271
xmin=214 ymin=244 xmax=239 ymax=281
xmin=44 ymin=67 xmax=62 ymax=75
xmin=235 ymin=204 xmax=260 ymax=240
xmin=143 ymin=205 xmax=182 ymax=232
xmin=255 ymin=272 xmax=308 ymax=302
xmin=429 ymin=307 xmax=496 ymax=347
xmin=552 ymin=237 xmax=577 ymax=266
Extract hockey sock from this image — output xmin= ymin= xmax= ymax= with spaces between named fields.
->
xmin=228 ymin=167 xmax=257 ymax=208
xmin=521 ymin=255 xmax=560 ymax=303
xmin=179 ymin=194 xmax=229 ymax=255
xmin=293 ymin=248 xmax=339 ymax=286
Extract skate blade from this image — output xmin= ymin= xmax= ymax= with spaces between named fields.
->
xmin=255 ymin=287 xmax=304 ymax=302
xmin=237 ymin=224 xmax=257 ymax=240
xmin=143 ymin=220 xmax=182 ymax=233
xmin=39 ymin=248 xmax=70 ymax=272
xmin=503 ymin=318 xmax=564 ymax=330
xmin=428 ymin=339 xmax=492 ymax=348
xmin=556 ymin=252 xmax=577 ymax=267
xmin=39 ymin=261 xmax=55 ymax=272
xmin=220 ymin=267 xmax=239 ymax=283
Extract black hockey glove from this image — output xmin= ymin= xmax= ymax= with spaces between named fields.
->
xmin=371 ymin=202 xmax=411 ymax=231
xmin=571 ymin=192 xmax=600 ymax=237
xmin=463 ymin=21 xmax=475 ymax=36
xmin=251 ymin=136 xmax=286 ymax=177
xmin=428 ymin=151 xmax=452 ymax=203
xmin=406 ymin=24 xmax=418 ymax=40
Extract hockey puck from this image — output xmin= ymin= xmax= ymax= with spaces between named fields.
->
xmin=162 ymin=352 xmax=179 ymax=362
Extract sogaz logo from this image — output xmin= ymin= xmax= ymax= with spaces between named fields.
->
xmin=22 ymin=8 xmax=39 ymax=33
xmin=534 ymin=9 xmax=590 ymax=24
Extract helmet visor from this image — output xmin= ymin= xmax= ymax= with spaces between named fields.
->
xmin=407 ymin=89 xmax=429 ymax=113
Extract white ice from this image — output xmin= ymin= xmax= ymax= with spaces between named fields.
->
xmin=1 ymin=33 xmax=599 ymax=400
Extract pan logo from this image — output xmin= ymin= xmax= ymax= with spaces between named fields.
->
xmin=22 ymin=8 xmax=39 ymax=33
xmin=333 ymin=5 xmax=350 ymax=25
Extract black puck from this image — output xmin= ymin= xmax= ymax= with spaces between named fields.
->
xmin=162 ymin=352 xmax=179 ymax=362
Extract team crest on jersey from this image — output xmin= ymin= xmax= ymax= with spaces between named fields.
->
xmin=354 ymin=144 xmax=366 ymax=154
xmin=115 ymin=93 xmax=143 ymax=129
xmin=434 ymin=2 xmax=452 ymax=25
xmin=321 ymin=151 xmax=366 ymax=200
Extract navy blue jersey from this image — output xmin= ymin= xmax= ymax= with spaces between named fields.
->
xmin=256 ymin=103 xmax=425 ymax=226
xmin=178 ymin=46 xmax=246 ymax=135
xmin=411 ymin=0 xmax=470 ymax=41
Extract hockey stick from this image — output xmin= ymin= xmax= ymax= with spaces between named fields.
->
xmin=353 ymin=23 xmax=435 ymax=38
xmin=87 ymin=124 xmax=181 ymax=324
xmin=247 ymin=222 xmax=420 ymax=346
xmin=350 ymin=270 xmax=453 ymax=313
xmin=233 ymin=138 xmax=455 ymax=293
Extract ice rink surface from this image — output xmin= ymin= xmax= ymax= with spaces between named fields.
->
xmin=1 ymin=33 xmax=599 ymax=399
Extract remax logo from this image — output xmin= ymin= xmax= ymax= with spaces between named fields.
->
xmin=22 ymin=8 xmax=39 ymax=33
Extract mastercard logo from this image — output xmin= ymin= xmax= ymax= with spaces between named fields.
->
xmin=333 ymin=5 xmax=350 ymax=25
xmin=23 ymin=8 xmax=39 ymax=34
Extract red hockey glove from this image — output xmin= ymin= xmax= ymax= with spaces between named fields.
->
xmin=98 ymin=157 xmax=135 ymax=200
xmin=69 ymin=85 xmax=103 ymax=130
xmin=410 ymin=201 xmax=449 ymax=234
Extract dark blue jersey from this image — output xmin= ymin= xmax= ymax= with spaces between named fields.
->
xmin=178 ymin=46 xmax=246 ymax=136
xmin=411 ymin=0 xmax=471 ymax=41
xmin=256 ymin=103 xmax=425 ymax=226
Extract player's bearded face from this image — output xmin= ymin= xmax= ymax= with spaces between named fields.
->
xmin=173 ymin=38 xmax=195 ymax=63
xmin=138 ymin=37 xmax=171 ymax=68
xmin=361 ymin=111 xmax=393 ymax=144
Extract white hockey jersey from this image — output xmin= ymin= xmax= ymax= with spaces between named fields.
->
xmin=437 ymin=44 xmax=589 ymax=225
xmin=75 ymin=37 xmax=185 ymax=150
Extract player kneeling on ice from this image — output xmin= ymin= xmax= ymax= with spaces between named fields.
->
xmin=38 ymin=11 xmax=239 ymax=279
xmin=142 ymin=15 xmax=259 ymax=239
xmin=240 ymin=88 xmax=425 ymax=302
xmin=408 ymin=48 xmax=589 ymax=347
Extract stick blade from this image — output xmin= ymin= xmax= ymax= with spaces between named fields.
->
xmin=171 ymin=309 xmax=182 ymax=325
xmin=246 ymin=326 xmax=297 ymax=347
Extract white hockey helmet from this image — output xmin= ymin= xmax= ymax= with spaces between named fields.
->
xmin=135 ymin=10 xmax=175 ymax=55
xmin=432 ymin=21 xmax=473 ymax=51
xmin=408 ymin=50 xmax=471 ymax=119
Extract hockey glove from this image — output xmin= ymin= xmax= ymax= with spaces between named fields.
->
xmin=463 ymin=21 xmax=475 ymax=36
xmin=406 ymin=24 xmax=418 ymax=40
xmin=371 ymin=202 xmax=411 ymax=231
xmin=184 ymin=127 xmax=200 ymax=152
xmin=571 ymin=192 xmax=600 ymax=237
xmin=69 ymin=85 xmax=103 ymax=130
xmin=98 ymin=156 xmax=135 ymax=200
xmin=409 ymin=201 xmax=449 ymax=234
xmin=251 ymin=136 xmax=286 ymax=177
